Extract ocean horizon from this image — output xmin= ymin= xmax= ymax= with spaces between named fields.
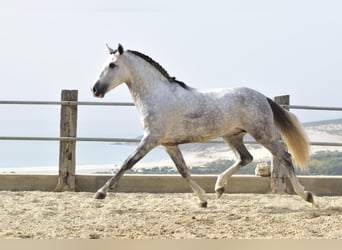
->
xmin=0 ymin=141 xmax=173 ymax=174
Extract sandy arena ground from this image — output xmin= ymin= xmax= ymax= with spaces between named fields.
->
xmin=0 ymin=191 xmax=341 ymax=239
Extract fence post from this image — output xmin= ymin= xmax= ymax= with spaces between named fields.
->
xmin=54 ymin=90 xmax=78 ymax=192
xmin=271 ymin=95 xmax=291 ymax=194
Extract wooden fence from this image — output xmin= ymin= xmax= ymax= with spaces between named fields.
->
xmin=0 ymin=89 xmax=341 ymax=194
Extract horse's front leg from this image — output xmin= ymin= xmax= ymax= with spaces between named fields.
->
xmin=94 ymin=136 xmax=157 ymax=199
xmin=165 ymin=145 xmax=208 ymax=208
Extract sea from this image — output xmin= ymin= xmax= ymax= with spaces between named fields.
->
xmin=0 ymin=104 xmax=173 ymax=174
xmin=0 ymin=140 xmax=173 ymax=174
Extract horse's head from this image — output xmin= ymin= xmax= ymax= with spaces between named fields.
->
xmin=92 ymin=43 xmax=128 ymax=98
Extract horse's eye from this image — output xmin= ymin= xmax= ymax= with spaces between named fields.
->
xmin=109 ymin=62 xmax=116 ymax=69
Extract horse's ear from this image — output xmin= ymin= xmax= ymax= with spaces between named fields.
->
xmin=106 ymin=43 xmax=116 ymax=54
xmin=118 ymin=43 xmax=124 ymax=55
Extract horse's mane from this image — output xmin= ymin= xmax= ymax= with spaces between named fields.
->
xmin=128 ymin=50 xmax=190 ymax=90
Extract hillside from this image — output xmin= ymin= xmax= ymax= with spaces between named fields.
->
xmin=304 ymin=118 xmax=342 ymax=137
xmin=304 ymin=118 xmax=342 ymax=127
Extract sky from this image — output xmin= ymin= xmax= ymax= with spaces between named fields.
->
xmin=1 ymin=0 xmax=342 ymax=139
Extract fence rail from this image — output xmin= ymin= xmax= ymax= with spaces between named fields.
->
xmin=1 ymin=99 xmax=341 ymax=146
xmin=1 ymin=100 xmax=342 ymax=111
xmin=0 ymin=136 xmax=341 ymax=148
xmin=1 ymin=91 xmax=341 ymax=192
xmin=0 ymin=100 xmax=135 ymax=106
xmin=287 ymin=105 xmax=342 ymax=111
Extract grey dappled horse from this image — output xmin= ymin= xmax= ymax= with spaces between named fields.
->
xmin=92 ymin=44 xmax=317 ymax=208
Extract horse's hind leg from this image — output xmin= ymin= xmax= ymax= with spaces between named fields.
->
xmin=165 ymin=145 xmax=208 ymax=208
xmin=277 ymin=146 xmax=318 ymax=207
xmin=215 ymin=133 xmax=253 ymax=198
xmin=256 ymin=136 xmax=318 ymax=207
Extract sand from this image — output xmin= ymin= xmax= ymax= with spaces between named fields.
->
xmin=0 ymin=191 xmax=341 ymax=239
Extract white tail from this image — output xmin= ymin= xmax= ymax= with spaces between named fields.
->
xmin=267 ymin=98 xmax=310 ymax=170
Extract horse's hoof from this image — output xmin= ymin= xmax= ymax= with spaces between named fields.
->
xmin=215 ymin=187 xmax=225 ymax=199
xmin=305 ymin=191 xmax=319 ymax=208
xmin=198 ymin=201 xmax=208 ymax=208
xmin=94 ymin=191 xmax=106 ymax=199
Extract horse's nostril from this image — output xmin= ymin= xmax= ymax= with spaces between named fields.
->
xmin=92 ymin=86 xmax=97 ymax=94
xmin=92 ymin=82 xmax=106 ymax=98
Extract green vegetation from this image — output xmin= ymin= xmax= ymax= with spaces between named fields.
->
xmin=190 ymin=159 xmax=259 ymax=175
xmin=298 ymin=151 xmax=342 ymax=175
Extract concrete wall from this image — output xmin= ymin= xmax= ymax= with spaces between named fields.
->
xmin=0 ymin=174 xmax=341 ymax=196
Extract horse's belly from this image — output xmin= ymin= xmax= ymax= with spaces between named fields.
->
xmin=161 ymin=117 xmax=233 ymax=145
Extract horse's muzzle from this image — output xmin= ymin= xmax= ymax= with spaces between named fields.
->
xmin=92 ymin=83 xmax=106 ymax=98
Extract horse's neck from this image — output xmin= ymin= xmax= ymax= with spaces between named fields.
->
xmin=125 ymin=57 xmax=173 ymax=108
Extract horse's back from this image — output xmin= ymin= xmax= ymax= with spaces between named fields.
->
xmin=199 ymin=87 xmax=270 ymax=115
xmin=202 ymin=87 xmax=274 ymax=133
xmin=181 ymin=87 xmax=272 ymax=135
